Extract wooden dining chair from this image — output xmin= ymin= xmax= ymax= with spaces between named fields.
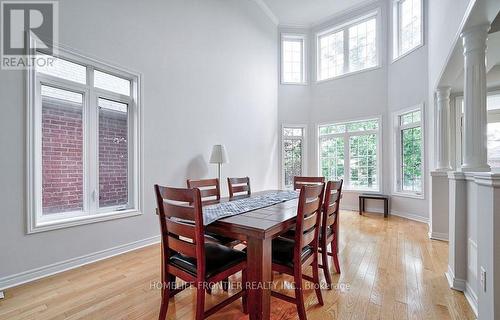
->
xmin=293 ymin=176 xmax=325 ymax=190
xmin=227 ymin=177 xmax=251 ymax=198
xmin=154 ymin=185 xmax=248 ymax=320
xmin=319 ymin=180 xmax=343 ymax=289
xmin=271 ymin=183 xmax=325 ymax=320
xmin=187 ymin=178 xmax=221 ymax=205
xmin=186 ymin=178 xmax=242 ymax=291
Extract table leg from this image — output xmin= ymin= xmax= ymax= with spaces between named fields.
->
xmin=384 ymin=199 xmax=388 ymax=218
xmin=359 ymin=197 xmax=362 ymax=215
xmin=247 ymin=236 xmax=272 ymax=320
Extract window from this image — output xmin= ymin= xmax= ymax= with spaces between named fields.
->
xmin=317 ymin=12 xmax=378 ymax=81
xmin=319 ymin=118 xmax=380 ymax=191
xmin=281 ymin=34 xmax=306 ymax=84
xmin=393 ymin=0 xmax=423 ymax=59
xmin=395 ymin=107 xmax=423 ymax=196
xmin=455 ymin=93 xmax=500 ymax=169
xmin=27 ymin=43 xmax=141 ymax=233
xmin=282 ymin=126 xmax=305 ymax=188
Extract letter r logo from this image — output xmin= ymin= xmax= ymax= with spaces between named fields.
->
xmin=1 ymin=1 xmax=58 ymax=55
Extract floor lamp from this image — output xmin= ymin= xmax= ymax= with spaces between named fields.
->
xmin=209 ymin=144 xmax=229 ymax=182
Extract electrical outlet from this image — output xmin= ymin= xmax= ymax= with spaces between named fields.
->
xmin=0 ymin=291 xmax=4 ymax=299
xmin=480 ymin=267 xmax=487 ymax=292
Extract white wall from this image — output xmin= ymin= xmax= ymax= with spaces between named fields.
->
xmin=278 ymin=0 xmax=429 ymax=221
xmin=0 ymin=0 xmax=278 ymax=285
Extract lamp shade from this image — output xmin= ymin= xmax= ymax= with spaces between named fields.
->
xmin=209 ymin=144 xmax=229 ymax=164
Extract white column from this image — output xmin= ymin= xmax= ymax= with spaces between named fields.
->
xmin=461 ymin=25 xmax=491 ymax=172
xmin=435 ymin=87 xmax=452 ymax=171
xmin=446 ymin=172 xmax=467 ymax=291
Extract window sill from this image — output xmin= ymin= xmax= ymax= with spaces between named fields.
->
xmin=280 ymin=81 xmax=308 ymax=86
xmin=315 ymin=65 xmax=382 ymax=84
xmin=392 ymin=191 xmax=424 ymax=200
xmin=342 ymin=188 xmax=381 ymax=194
xmin=392 ymin=43 xmax=424 ymax=64
xmin=28 ymin=209 xmax=142 ymax=234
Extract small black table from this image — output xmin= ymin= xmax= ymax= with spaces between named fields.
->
xmin=359 ymin=194 xmax=389 ymax=218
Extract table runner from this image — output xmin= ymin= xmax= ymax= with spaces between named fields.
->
xmin=203 ymin=190 xmax=298 ymax=225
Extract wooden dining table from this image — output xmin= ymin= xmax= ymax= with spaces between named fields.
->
xmin=205 ymin=190 xmax=300 ymax=320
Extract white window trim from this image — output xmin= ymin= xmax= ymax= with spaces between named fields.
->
xmin=315 ymin=9 xmax=381 ymax=83
xmin=316 ymin=115 xmax=383 ymax=193
xmin=26 ymin=37 xmax=143 ymax=234
xmin=392 ymin=0 xmax=424 ymax=62
xmin=281 ymin=124 xmax=307 ymax=188
xmin=280 ymin=33 xmax=307 ymax=85
xmin=392 ymin=104 xmax=425 ymax=199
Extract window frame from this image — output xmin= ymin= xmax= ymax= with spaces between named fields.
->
xmin=316 ymin=116 xmax=382 ymax=192
xmin=26 ymin=37 xmax=143 ymax=234
xmin=280 ymin=33 xmax=307 ymax=85
xmin=281 ymin=124 xmax=307 ymax=189
xmin=316 ymin=9 xmax=381 ymax=83
xmin=392 ymin=0 xmax=424 ymax=62
xmin=393 ymin=104 xmax=425 ymax=199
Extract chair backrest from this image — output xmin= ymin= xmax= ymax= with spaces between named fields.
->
xmin=294 ymin=183 xmax=325 ymax=262
xmin=227 ymin=177 xmax=251 ymax=198
xmin=187 ymin=178 xmax=220 ymax=204
xmin=293 ymin=176 xmax=325 ymax=190
xmin=154 ymin=185 xmax=206 ymax=278
xmin=322 ymin=180 xmax=343 ymax=234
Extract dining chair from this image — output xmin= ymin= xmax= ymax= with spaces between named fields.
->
xmin=271 ymin=183 xmax=325 ymax=320
xmin=227 ymin=177 xmax=251 ymax=198
xmin=186 ymin=178 xmax=242 ymax=292
xmin=319 ymin=180 xmax=343 ymax=289
xmin=187 ymin=178 xmax=221 ymax=205
xmin=154 ymin=185 xmax=248 ymax=320
xmin=293 ymin=176 xmax=325 ymax=190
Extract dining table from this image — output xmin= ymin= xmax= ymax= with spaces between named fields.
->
xmin=204 ymin=190 xmax=300 ymax=320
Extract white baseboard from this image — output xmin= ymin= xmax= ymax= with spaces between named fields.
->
xmin=0 ymin=235 xmax=160 ymax=291
xmin=390 ymin=210 xmax=429 ymax=224
xmin=342 ymin=205 xmax=429 ymax=224
xmin=429 ymin=231 xmax=449 ymax=242
xmin=445 ymin=266 xmax=466 ymax=291
xmin=464 ymin=283 xmax=478 ymax=317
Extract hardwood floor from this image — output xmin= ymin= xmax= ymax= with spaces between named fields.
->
xmin=0 ymin=211 xmax=475 ymax=320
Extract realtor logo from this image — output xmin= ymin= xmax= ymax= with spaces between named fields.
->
xmin=1 ymin=1 xmax=58 ymax=69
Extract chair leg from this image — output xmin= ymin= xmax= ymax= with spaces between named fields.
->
xmin=294 ymin=269 xmax=307 ymax=320
xmin=332 ymin=237 xmax=341 ymax=274
xmin=311 ymin=256 xmax=324 ymax=306
xmin=195 ymin=282 xmax=205 ymax=320
xmin=321 ymin=242 xmax=332 ymax=290
xmin=158 ymin=274 xmax=173 ymax=320
xmin=242 ymin=270 xmax=248 ymax=314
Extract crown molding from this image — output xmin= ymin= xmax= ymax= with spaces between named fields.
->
xmin=251 ymin=0 xmax=279 ymax=25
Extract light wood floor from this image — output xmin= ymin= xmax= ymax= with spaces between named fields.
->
xmin=0 ymin=211 xmax=475 ymax=320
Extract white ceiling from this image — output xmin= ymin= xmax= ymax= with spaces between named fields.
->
xmin=261 ymin=0 xmax=371 ymax=26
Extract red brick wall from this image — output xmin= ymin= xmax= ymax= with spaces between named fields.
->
xmin=42 ymin=101 xmax=84 ymax=214
xmin=98 ymin=109 xmax=128 ymax=207
xmin=41 ymin=100 xmax=128 ymax=214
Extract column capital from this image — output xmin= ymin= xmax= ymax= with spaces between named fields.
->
xmin=460 ymin=24 xmax=490 ymax=55
xmin=436 ymin=87 xmax=451 ymax=101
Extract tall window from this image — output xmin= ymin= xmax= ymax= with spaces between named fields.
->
xmin=282 ymin=126 xmax=305 ymax=188
xmin=319 ymin=118 xmax=380 ymax=191
xmin=317 ymin=12 xmax=378 ymax=81
xmin=28 ymin=44 xmax=141 ymax=233
xmin=395 ymin=108 xmax=423 ymax=196
xmin=281 ymin=34 xmax=305 ymax=84
xmin=393 ymin=0 xmax=423 ymax=59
